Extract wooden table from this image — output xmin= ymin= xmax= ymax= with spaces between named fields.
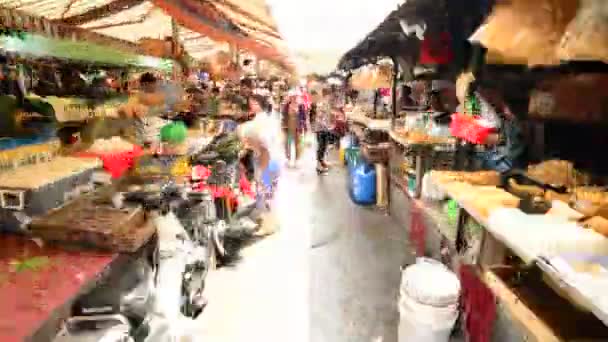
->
xmin=432 ymin=178 xmax=608 ymax=341
xmin=0 ymin=234 xmax=115 ymax=342
xmin=389 ymin=130 xmax=456 ymax=199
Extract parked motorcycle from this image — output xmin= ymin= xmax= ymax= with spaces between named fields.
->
xmin=54 ymin=175 xmax=259 ymax=341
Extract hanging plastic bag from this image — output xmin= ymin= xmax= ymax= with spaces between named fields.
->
xmin=449 ymin=113 xmax=494 ymax=145
xmin=419 ymin=32 xmax=454 ymax=65
xmin=558 ymin=0 xmax=608 ymax=63
xmin=421 ymin=172 xmax=447 ymax=201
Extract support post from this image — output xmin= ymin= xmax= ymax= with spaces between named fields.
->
xmin=391 ymin=57 xmax=399 ymax=129
xmin=171 ymin=18 xmax=179 ymax=81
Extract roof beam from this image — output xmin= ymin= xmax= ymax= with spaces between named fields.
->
xmin=57 ymin=0 xmax=146 ymax=26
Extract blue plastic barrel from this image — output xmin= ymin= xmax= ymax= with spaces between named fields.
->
xmin=350 ymin=163 xmax=377 ymax=205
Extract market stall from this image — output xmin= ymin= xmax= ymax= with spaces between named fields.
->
xmin=338 ymin=0 xmax=608 ymax=341
xmin=0 ymin=1 xmax=289 ymax=340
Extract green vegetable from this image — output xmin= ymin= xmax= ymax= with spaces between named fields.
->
xmin=10 ymin=256 xmax=50 ymax=273
xmin=446 ymin=200 xmax=459 ymax=225
xmin=160 ymin=122 xmax=187 ymax=144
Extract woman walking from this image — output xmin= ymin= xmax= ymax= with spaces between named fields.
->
xmin=313 ymin=89 xmax=336 ymax=174
xmin=281 ymin=98 xmax=305 ymax=167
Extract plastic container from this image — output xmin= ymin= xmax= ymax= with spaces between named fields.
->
xmin=0 ymin=138 xmax=16 ymax=151
xmin=345 ymin=147 xmax=360 ymax=168
xmin=399 ymin=258 xmax=461 ymax=342
xmin=350 ymin=163 xmax=376 ymax=205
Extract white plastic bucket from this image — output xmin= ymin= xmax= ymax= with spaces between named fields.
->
xmin=398 ymin=292 xmax=458 ymax=342
xmin=398 ymin=258 xmax=460 ymax=342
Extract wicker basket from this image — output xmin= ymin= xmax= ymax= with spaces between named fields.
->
xmin=29 ymin=195 xmax=152 ymax=252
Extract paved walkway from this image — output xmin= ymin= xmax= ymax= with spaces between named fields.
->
xmin=195 ymin=149 xmax=411 ymax=342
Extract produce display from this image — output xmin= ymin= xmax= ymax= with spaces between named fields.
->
xmin=0 ymin=140 xmax=60 ymax=170
xmin=392 ymin=129 xmax=455 ymax=145
xmin=192 ymin=133 xmax=241 ymax=165
xmin=441 ymin=182 xmax=520 ymax=219
xmin=87 ymin=137 xmax=135 ymax=154
xmin=431 ymin=170 xmax=501 ymax=186
xmin=527 ymin=160 xmax=590 ymax=188
xmin=0 ymin=157 xmax=101 ymax=189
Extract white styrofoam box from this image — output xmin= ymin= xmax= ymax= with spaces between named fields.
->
xmin=487 ymin=208 xmax=608 ymax=264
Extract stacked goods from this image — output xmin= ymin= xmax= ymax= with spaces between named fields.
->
xmin=558 ymin=0 xmax=608 ymax=63
xmin=29 ymin=194 xmax=153 ymax=252
xmin=351 ymin=65 xmax=392 ymax=90
xmin=572 ymin=187 xmax=608 ymax=205
xmin=431 ymin=171 xmax=501 ymax=186
xmin=471 ymin=0 xmax=578 ymax=65
xmin=193 ymin=133 xmax=241 ymax=165
xmin=132 ymin=155 xmax=190 ymax=179
xmin=507 ymin=178 xmax=546 ymax=198
xmin=87 ymin=137 xmax=135 ymax=154
xmin=0 ymin=139 xmax=60 ymax=171
xmin=393 ymin=130 xmax=455 ymax=145
xmin=441 ymin=182 xmax=520 ymax=218
xmin=527 ymin=160 xmax=590 ymax=187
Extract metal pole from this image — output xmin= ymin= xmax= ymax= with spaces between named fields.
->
xmin=171 ymin=18 xmax=179 ymax=81
xmin=391 ymin=57 xmax=399 ymax=129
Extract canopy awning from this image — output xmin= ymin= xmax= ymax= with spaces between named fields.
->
xmin=337 ymin=0 xmax=488 ymax=75
xmin=0 ymin=0 xmax=292 ymax=71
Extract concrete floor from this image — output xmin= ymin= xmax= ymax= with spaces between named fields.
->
xmin=195 ymin=149 xmax=412 ymax=342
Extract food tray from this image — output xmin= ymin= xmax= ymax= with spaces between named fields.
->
xmin=29 ymin=195 xmax=150 ymax=252
xmin=131 ymin=154 xmax=191 ymax=178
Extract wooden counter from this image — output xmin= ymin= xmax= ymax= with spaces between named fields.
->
xmin=0 ymin=235 xmax=115 ymax=342
xmin=428 ymin=174 xmax=608 ymax=341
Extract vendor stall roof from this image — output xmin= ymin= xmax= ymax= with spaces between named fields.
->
xmin=337 ymin=0 xmax=488 ymax=72
xmin=0 ymin=0 xmax=293 ymax=71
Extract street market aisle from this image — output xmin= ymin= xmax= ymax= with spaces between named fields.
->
xmin=196 ymin=149 xmax=412 ymax=342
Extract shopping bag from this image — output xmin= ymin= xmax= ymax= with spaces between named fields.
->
xmin=449 ymin=113 xmax=494 ymax=145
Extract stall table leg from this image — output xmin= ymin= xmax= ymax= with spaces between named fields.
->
xmin=414 ymin=154 xmax=424 ymax=198
xmin=478 ymin=230 xmax=507 ymax=271
xmin=375 ymin=163 xmax=388 ymax=209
